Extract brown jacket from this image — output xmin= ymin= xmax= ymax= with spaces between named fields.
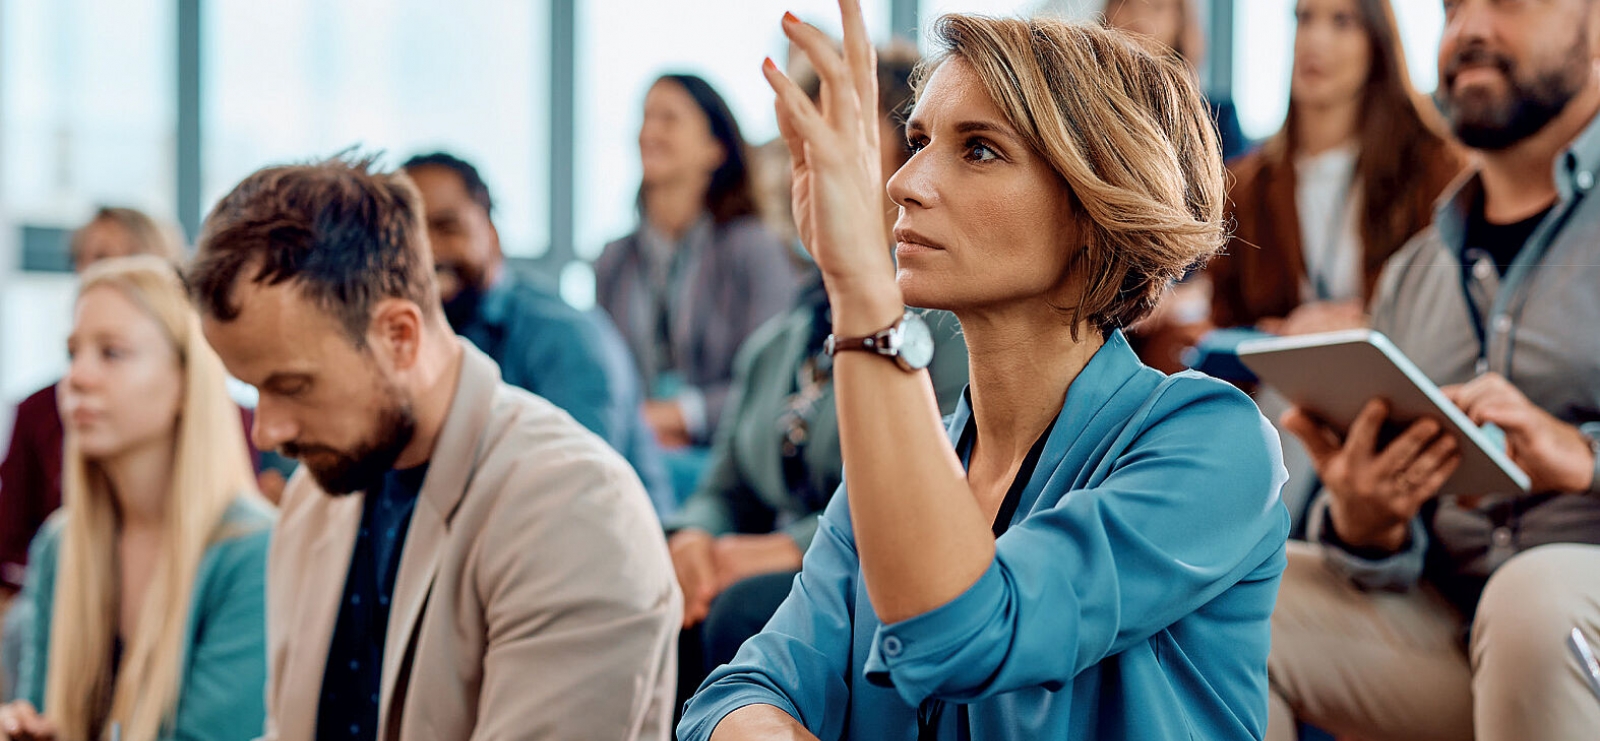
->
xmin=260 ymin=341 xmax=680 ymax=741
xmin=1210 ymin=138 xmax=1466 ymax=329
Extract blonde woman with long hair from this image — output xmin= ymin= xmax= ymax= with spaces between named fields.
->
xmin=0 ymin=256 xmax=270 ymax=741
xmin=679 ymin=1 xmax=1287 ymax=739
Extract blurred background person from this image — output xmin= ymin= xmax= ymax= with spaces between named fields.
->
xmin=402 ymin=152 xmax=675 ymax=516
xmin=1203 ymin=0 xmax=1464 ymax=535
xmin=597 ymin=73 xmax=798 ymax=503
xmin=0 ymin=210 xmax=259 ymax=695
xmin=665 ymin=43 xmax=971 ymax=709
xmin=1209 ymin=0 xmax=1463 ymax=336
xmin=0 ymin=256 xmax=271 ymax=741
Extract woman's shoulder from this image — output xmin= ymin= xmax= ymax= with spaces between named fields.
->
xmin=1134 ymin=370 xmax=1269 ymax=442
xmin=209 ymin=496 xmax=275 ymax=554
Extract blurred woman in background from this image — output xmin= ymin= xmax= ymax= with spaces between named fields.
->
xmin=0 ymin=257 xmax=271 ymax=741
xmin=598 ymin=73 xmax=798 ymax=500
xmin=1208 ymin=0 xmax=1464 ymax=335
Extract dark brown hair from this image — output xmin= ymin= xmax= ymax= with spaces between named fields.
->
xmin=642 ymin=74 xmax=758 ymax=224
xmin=1280 ymin=0 xmax=1458 ymax=269
xmin=920 ymin=15 xmax=1226 ymax=338
xmin=187 ymin=154 xmax=438 ymax=344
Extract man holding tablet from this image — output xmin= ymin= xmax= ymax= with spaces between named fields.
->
xmin=1265 ymin=1 xmax=1600 ymax=740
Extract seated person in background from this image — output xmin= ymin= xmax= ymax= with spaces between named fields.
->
xmin=597 ymin=73 xmax=797 ymax=499
xmin=401 ymin=152 xmax=674 ymax=515
xmin=1209 ymin=0 xmax=1462 ymax=336
xmin=1267 ymin=1 xmax=1600 ymax=739
xmin=668 ymin=43 xmax=970 ymax=701
xmin=190 ymin=156 xmax=679 ymax=741
xmin=0 ymin=208 xmax=260 ymax=599
xmin=0 ymin=256 xmax=271 ymax=741
xmin=681 ymin=7 xmax=1288 ymax=740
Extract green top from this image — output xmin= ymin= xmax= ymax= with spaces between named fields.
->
xmin=16 ymin=496 xmax=273 ymax=741
xmin=673 ymin=296 xmax=968 ymax=551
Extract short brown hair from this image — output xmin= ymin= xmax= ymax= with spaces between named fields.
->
xmin=72 ymin=206 xmax=183 ymax=264
xmin=921 ymin=15 xmax=1226 ymax=337
xmin=188 ymin=154 xmax=438 ymax=344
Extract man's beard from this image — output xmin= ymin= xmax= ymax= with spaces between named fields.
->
xmin=281 ymin=384 xmax=418 ymax=495
xmin=1440 ymin=38 xmax=1589 ymax=151
xmin=439 ymin=262 xmax=486 ymax=333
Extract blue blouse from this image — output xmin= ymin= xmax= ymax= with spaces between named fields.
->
xmin=678 ymin=331 xmax=1290 ymax=740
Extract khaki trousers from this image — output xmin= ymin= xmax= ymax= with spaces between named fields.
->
xmin=1267 ymin=540 xmax=1600 ymax=741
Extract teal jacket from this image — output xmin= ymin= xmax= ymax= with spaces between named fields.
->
xmin=16 ymin=497 xmax=273 ymax=741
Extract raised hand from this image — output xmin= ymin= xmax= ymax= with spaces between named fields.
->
xmin=762 ymin=2 xmax=900 ymax=318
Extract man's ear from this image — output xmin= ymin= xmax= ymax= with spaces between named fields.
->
xmin=369 ymin=298 xmax=424 ymax=372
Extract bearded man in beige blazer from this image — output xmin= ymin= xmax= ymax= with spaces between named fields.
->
xmin=188 ymin=155 xmax=680 ymax=741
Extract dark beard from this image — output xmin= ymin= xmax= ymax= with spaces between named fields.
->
xmin=1440 ymin=39 xmax=1589 ymax=151
xmin=438 ymin=263 xmax=486 ymax=332
xmin=281 ymin=390 xmax=417 ymax=496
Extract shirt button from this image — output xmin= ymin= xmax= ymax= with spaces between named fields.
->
xmin=351 ymin=594 xmax=362 ymax=606
xmin=882 ymin=635 xmax=904 ymax=658
xmin=349 ymin=659 xmax=360 ymax=671
xmin=349 ymin=723 xmax=360 ymax=735
xmin=1493 ymin=315 xmax=1512 ymax=335
xmin=371 ymin=693 xmax=380 ymax=704
xmin=1492 ymin=527 xmax=1513 ymax=548
xmin=379 ymin=595 xmax=390 ymax=607
xmin=1579 ymin=171 xmax=1594 ymax=191
xmin=1473 ymin=259 xmax=1495 ymax=282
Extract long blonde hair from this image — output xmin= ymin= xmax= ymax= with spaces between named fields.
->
xmin=46 ymin=255 xmax=258 ymax=741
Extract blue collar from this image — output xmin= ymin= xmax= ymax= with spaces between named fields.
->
xmin=477 ymin=271 xmax=514 ymax=328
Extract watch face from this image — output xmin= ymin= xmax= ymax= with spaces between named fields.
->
xmin=897 ymin=312 xmax=936 ymax=370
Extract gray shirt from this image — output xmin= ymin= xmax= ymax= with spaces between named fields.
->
xmin=1314 ymin=111 xmax=1600 ymax=614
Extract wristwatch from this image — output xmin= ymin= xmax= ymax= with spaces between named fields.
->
xmin=824 ymin=310 xmax=935 ymax=372
xmin=1581 ymin=422 xmax=1600 ymax=495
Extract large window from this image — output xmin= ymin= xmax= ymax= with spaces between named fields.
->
xmin=1234 ymin=0 xmax=1445 ymax=140
xmin=572 ymin=0 xmax=893 ymax=265
xmin=204 ymin=0 xmax=550 ymax=257
xmin=0 ymin=0 xmax=174 ymax=406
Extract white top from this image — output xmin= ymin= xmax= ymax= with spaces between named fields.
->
xmin=1294 ymin=142 xmax=1363 ymax=303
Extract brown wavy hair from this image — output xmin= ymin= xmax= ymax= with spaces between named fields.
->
xmin=918 ymin=15 xmax=1227 ymax=337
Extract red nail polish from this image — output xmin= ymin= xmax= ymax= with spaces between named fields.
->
xmin=782 ymin=11 xmax=799 ymax=24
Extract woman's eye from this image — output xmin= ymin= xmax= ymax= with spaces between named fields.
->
xmin=967 ymin=140 xmax=1000 ymax=162
xmin=906 ymin=137 xmax=927 ymax=154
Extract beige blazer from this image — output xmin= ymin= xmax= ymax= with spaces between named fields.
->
xmin=260 ymin=341 xmax=681 ymax=741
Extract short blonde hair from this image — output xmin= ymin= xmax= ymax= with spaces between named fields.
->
xmin=919 ymin=15 xmax=1225 ymax=336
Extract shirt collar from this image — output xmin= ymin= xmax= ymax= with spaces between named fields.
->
xmin=1436 ymin=109 xmax=1600 ymax=251
xmin=478 ymin=270 xmax=514 ymax=327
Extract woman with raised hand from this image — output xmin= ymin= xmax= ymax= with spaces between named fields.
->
xmin=677 ymin=2 xmax=1289 ymax=740
xmin=0 ymin=256 xmax=271 ymax=741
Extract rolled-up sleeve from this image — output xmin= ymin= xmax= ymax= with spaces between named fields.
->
xmin=865 ymin=379 xmax=1289 ymax=708
xmin=1305 ymin=494 xmax=1428 ymax=591
xmin=678 ymin=493 xmax=858 ymax=741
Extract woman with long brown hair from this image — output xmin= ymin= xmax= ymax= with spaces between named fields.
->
xmin=1209 ymin=0 xmax=1465 ymax=334
xmin=0 ymin=256 xmax=270 ymax=741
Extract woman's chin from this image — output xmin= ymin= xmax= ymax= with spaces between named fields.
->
xmin=895 ymin=270 xmax=954 ymax=312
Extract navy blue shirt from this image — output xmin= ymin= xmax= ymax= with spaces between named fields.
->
xmin=316 ymin=464 xmax=427 ymax=741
